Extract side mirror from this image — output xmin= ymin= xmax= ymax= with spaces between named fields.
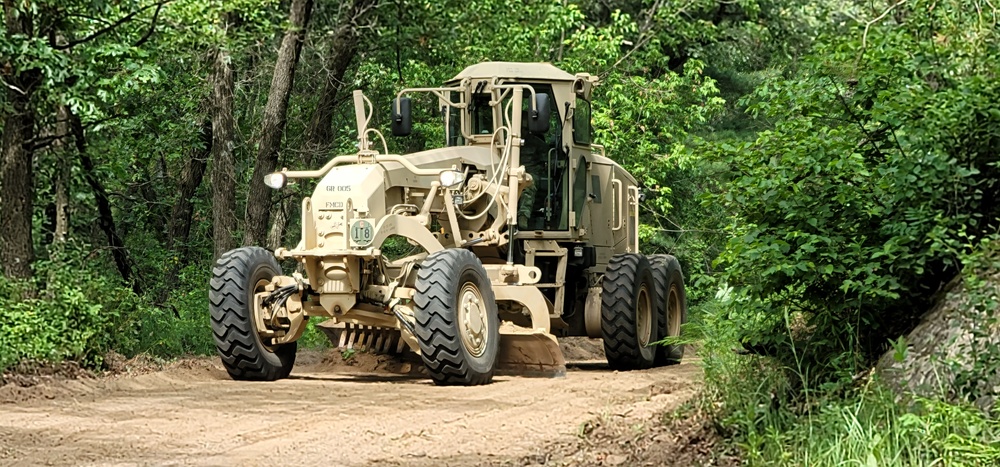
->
xmin=528 ymin=93 xmax=550 ymax=134
xmin=391 ymin=97 xmax=412 ymax=137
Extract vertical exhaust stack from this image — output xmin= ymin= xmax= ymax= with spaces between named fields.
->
xmin=353 ymin=90 xmax=370 ymax=153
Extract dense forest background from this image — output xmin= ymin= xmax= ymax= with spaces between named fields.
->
xmin=2 ymin=0 xmax=1000 ymax=464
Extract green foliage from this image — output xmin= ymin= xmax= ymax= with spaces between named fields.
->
xmin=0 ymin=278 xmax=109 ymax=370
xmin=735 ymin=386 xmax=1000 ymax=467
xmin=689 ymin=4 xmax=1000 ymax=464
xmin=705 ymin=0 xmax=1000 ymax=382
xmin=697 ymin=294 xmax=1000 ymax=466
xmin=0 ymin=244 xmax=120 ymax=370
xmin=120 ymin=262 xmax=216 ymax=358
xmin=0 ymin=243 xmax=219 ymax=372
xmin=297 ymin=319 xmax=333 ymax=350
xmin=942 ymin=238 xmax=1000 ymax=406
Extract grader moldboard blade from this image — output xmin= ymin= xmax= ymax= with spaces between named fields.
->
xmin=496 ymin=323 xmax=567 ymax=378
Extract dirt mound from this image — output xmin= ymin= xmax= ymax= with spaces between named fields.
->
xmin=559 ymin=336 xmax=606 ymax=361
xmin=2 ymin=339 xmax=619 ymax=406
xmin=101 ymin=350 xmax=167 ymax=376
xmin=0 ymin=354 xmax=220 ymax=405
xmin=309 ymin=348 xmax=425 ymax=375
xmin=0 ymin=360 xmax=96 ymax=404
xmin=0 ymin=360 xmax=94 ymax=388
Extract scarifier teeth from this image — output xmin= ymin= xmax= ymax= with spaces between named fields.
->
xmin=335 ymin=324 xmax=403 ymax=354
xmin=379 ymin=330 xmax=398 ymax=353
xmin=338 ymin=324 xmax=349 ymax=349
xmin=363 ymin=326 xmax=375 ymax=351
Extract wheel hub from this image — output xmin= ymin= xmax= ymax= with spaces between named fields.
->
xmin=668 ymin=284 xmax=681 ymax=336
xmin=458 ymin=282 xmax=488 ymax=357
xmin=637 ymin=284 xmax=652 ymax=347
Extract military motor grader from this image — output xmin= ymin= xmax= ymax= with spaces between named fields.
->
xmin=209 ymin=62 xmax=687 ymax=385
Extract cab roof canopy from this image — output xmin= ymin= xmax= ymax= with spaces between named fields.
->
xmin=449 ymin=62 xmax=576 ymax=83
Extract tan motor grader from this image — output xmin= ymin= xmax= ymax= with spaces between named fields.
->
xmin=209 ymin=62 xmax=687 ymax=385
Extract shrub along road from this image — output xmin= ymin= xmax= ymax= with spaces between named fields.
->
xmin=0 ymin=342 xmax=701 ymax=466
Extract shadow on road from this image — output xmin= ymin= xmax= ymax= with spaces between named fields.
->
xmin=566 ymin=360 xmax=610 ymax=371
xmin=288 ymin=373 xmax=430 ymax=384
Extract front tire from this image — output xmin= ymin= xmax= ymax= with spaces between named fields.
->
xmin=601 ymin=254 xmax=658 ymax=370
xmin=650 ymin=254 xmax=687 ymax=365
xmin=413 ymin=249 xmax=500 ymax=386
xmin=209 ymin=246 xmax=296 ymax=381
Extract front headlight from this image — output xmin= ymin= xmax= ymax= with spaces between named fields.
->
xmin=439 ymin=170 xmax=464 ymax=189
xmin=263 ymin=172 xmax=287 ymax=190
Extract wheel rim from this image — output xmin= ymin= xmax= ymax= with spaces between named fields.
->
xmin=636 ymin=283 xmax=653 ymax=347
xmin=457 ymin=281 xmax=489 ymax=358
xmin=668 ymin=284 xmax=682 ymax=337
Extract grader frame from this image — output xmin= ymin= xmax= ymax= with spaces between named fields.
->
xmin=208 ymin=62 xmax=687 ymax=385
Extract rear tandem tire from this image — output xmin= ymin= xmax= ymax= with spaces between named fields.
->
xmin=649 ymin=254 xmax=687 ymax=365
xmin=209 ymin=246 xmax=296 ymax=381
xmin=601 ymin=253 xmax=658 ymax=370
xmin=413 ymin=249 xmax=499 ymax=386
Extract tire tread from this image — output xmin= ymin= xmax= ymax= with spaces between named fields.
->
xmin=208 ymin=246 xmax=296 ymax=381
xmin=601 ymin=254 xmax=656 ymax=370
xmin=413 ymin=249 xmax=497 ymax=386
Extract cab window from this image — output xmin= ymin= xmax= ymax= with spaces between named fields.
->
xmin=446 ymin=91 xmax=465 ymax=146
xmin=573 ymin=98 xmax=592 ymax=145
xmin=471 ymin=94 xmax=493 ymax=135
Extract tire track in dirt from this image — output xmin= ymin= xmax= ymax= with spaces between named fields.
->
xmin=0 ymin=342 xmax=701 ymax=466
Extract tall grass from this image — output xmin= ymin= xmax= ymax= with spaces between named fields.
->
xmin=693 ymin=297 xmax=1000 ymax=466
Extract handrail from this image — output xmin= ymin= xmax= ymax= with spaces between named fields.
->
xmin=395 ymin=82 xmax=471 ymax=142
xmin=395 ymin=85 xmax=469 ymax=109
xmin=280 ymin=154 xmax=442 ymax=179
xmin=628 ymin=185 xmax=639 ymax=251
xmin=611 ymin=179 xmax=623 ymax=230
xmin=591 ymin=144 xmax=606 ymax=158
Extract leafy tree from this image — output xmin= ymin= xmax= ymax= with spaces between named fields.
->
xmin=708 ymin=0 xmax=1000 ymax=382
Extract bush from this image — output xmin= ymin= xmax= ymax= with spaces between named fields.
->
xmin=702 ymin=0 xmax=1000 ymax=384
xmin=697 ymin=295 xmax=1000 ymax=466
xmin=0 ymin=246 xmax=122 ymax=370
xmin=0 ymin=244 xmax=220 ymax=372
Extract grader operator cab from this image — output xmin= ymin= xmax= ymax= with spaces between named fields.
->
xmin=209 ymin=62 xmax=687 ymax=385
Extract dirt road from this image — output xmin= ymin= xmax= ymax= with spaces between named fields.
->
xmin=0 ymin=340 xmax=702 ymax=466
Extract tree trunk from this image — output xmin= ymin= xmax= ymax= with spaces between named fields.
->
xmin=243 ymin=0 xmax=313 ymax=247
xmin=266 ymin=199 xmax=290 ymax=250
xmin=159 ymin=119 xmax=212 ymax=303
xmin=167 ymin=119 xmax=212 ymax=252
xmin=70 ymin=112 xmax=142 ymax=295
xmin=303 ymin=0 xmax=375 ymax=163
xmin=54 ymin=105 xmax=72 ymax=243
xmin=210 ymin=39 xmax=238 ymax=260
xmin=267 ymin=0 xmax=373 ymax=248
xmin=1 ymin=95 xmax=36 ymax=281
xmin=0 ymin=3 xmax=40 ymax=281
